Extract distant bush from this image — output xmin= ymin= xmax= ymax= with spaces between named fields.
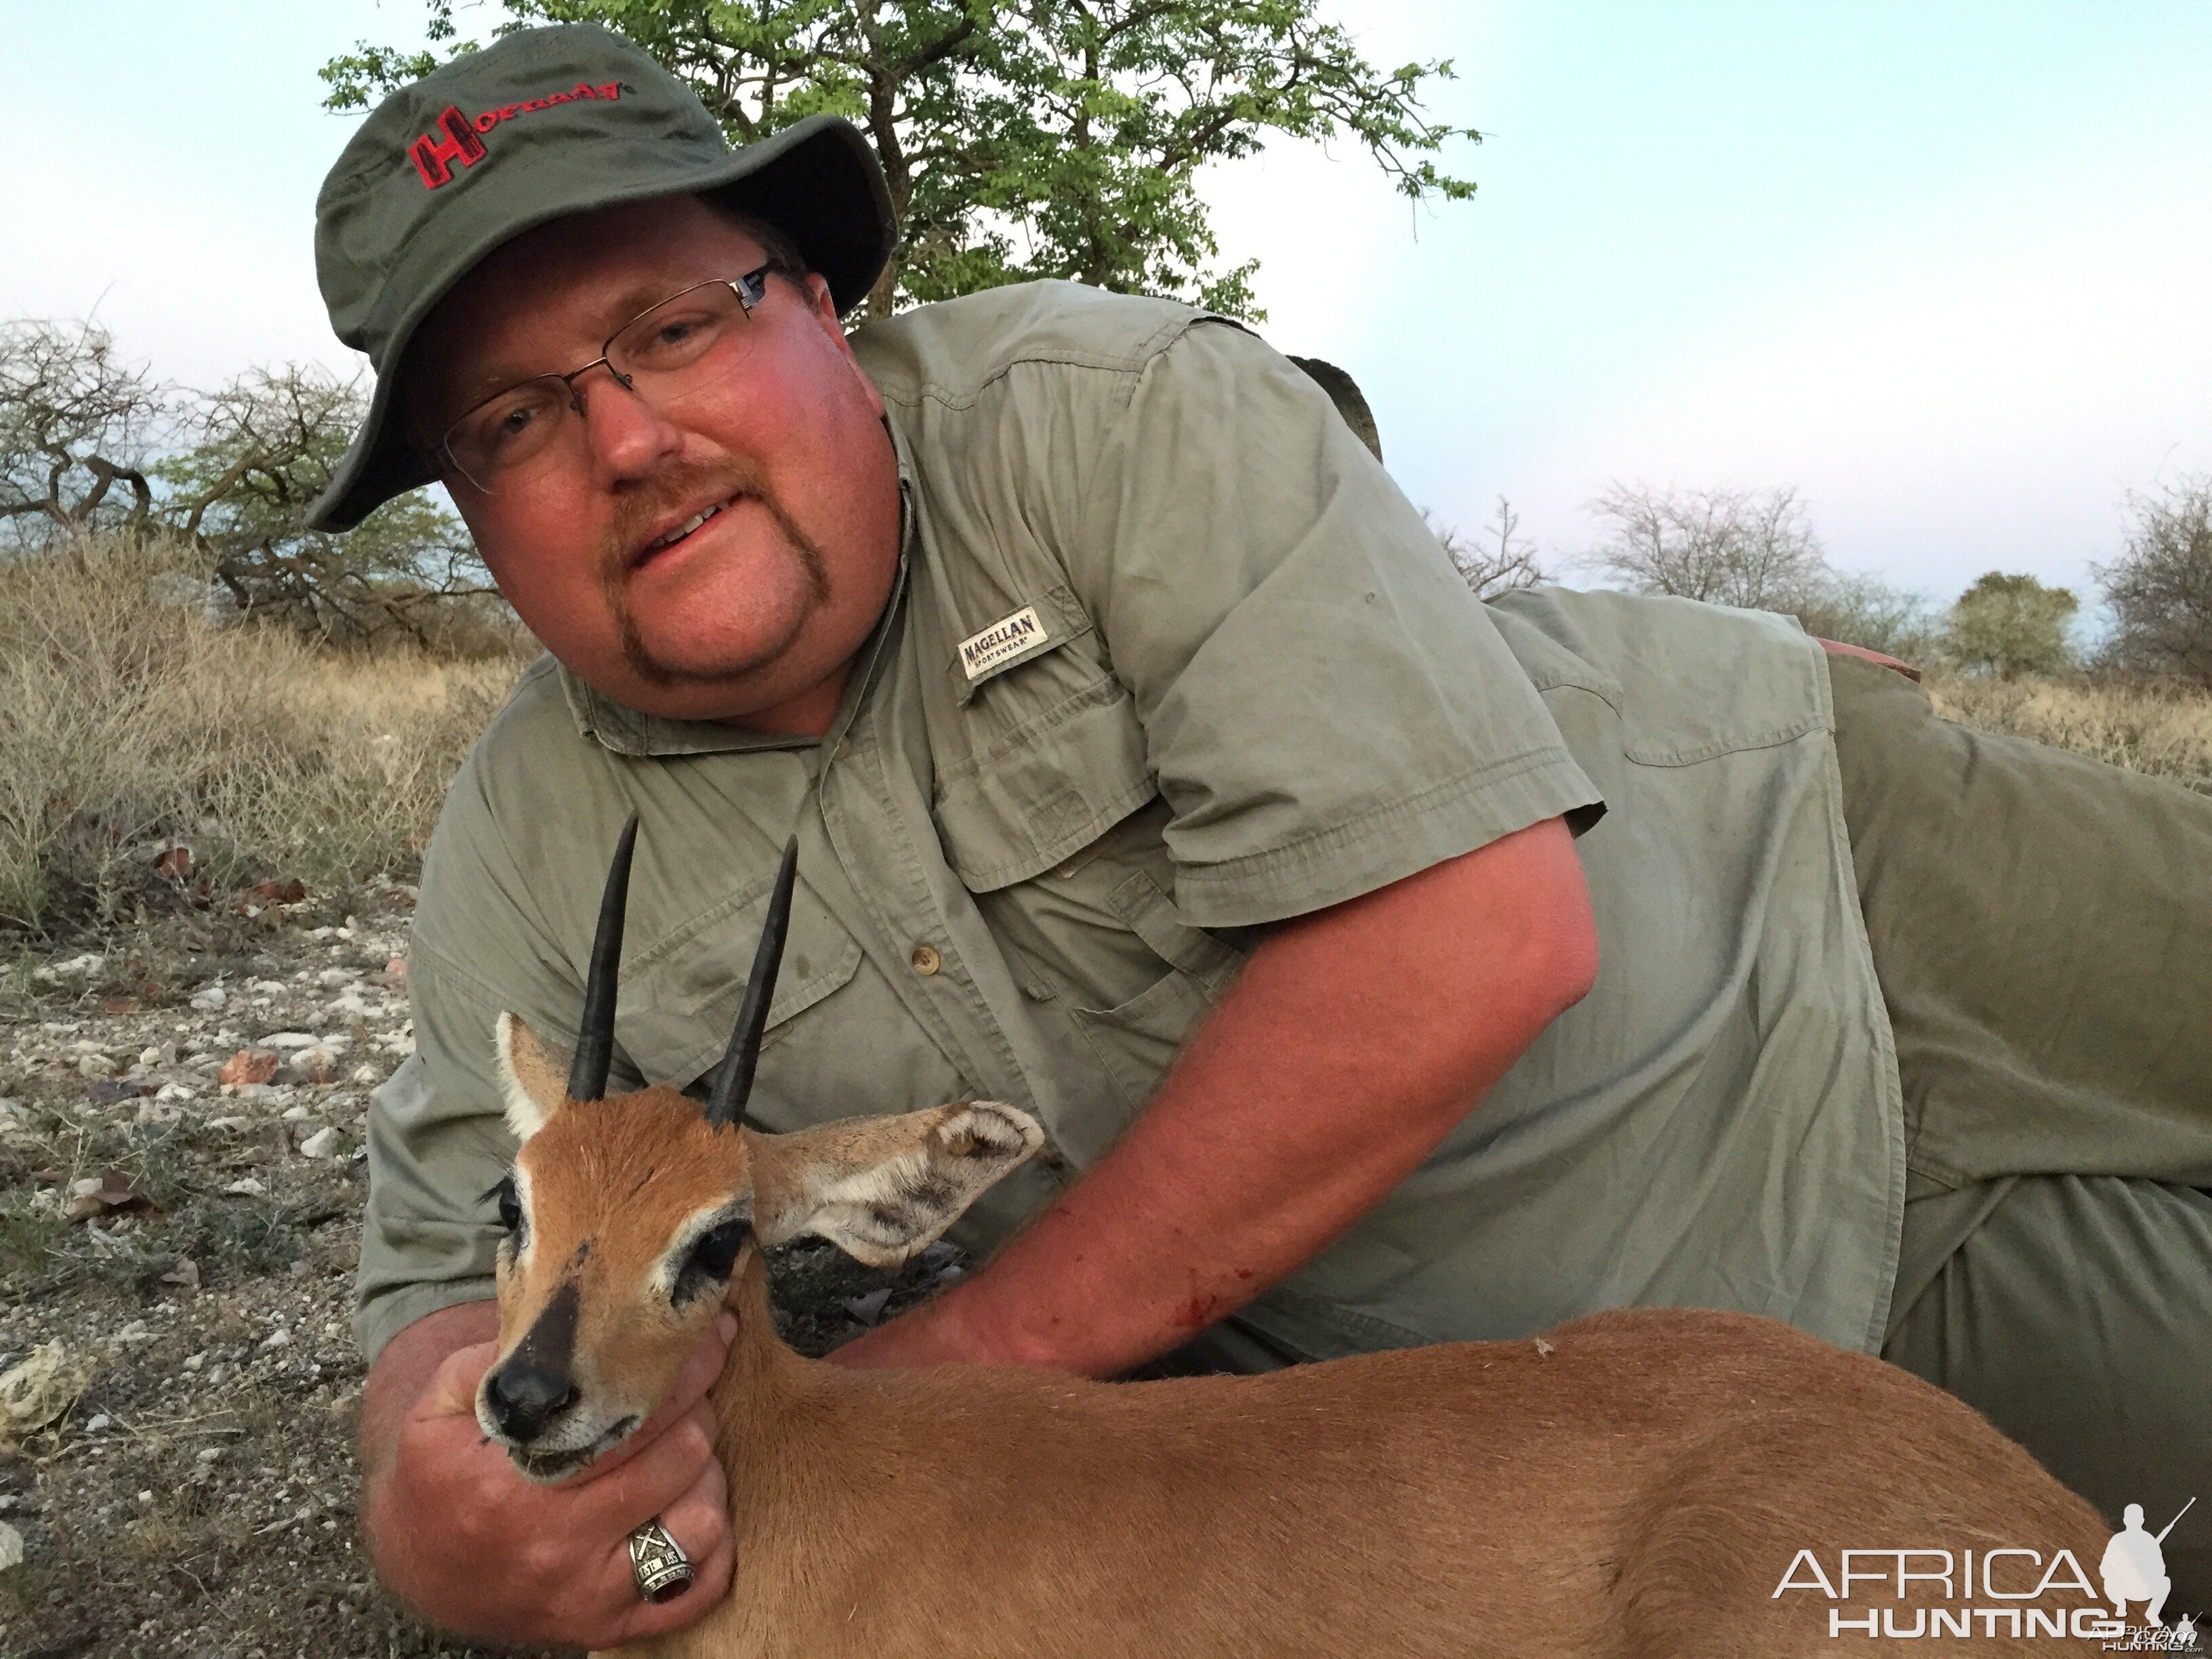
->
xmin=2097 ymin=476 xmax=2212 ymax=689
xmin=0 ymin=534 xmax=527 ymax=936
xmin=1944 ymin=571 xmax=2078 ymax=679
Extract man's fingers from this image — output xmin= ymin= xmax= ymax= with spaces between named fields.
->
xmin=606 ymin=1486 xmax=736 ymax=1644
xmin=576 ymin=1400 xmax=720 ymax=1534
xmin=418 ymin=1338 xmax=501 ymax=1421
xmin=661 ymin=1310 xmax=739 ymax=1419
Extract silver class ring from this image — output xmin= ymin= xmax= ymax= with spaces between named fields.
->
xmin=628 ymin=1516 xmax=696 ymax=1603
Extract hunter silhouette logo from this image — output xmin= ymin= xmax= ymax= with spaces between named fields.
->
xmin=408 ymin=81 xmax=628 ymax=188
xmin=2102 ymin=1498 xmax=2196 ymax=1633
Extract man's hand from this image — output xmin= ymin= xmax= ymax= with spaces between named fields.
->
xmin=360 ymin=1300 xmax=737 ymax=1650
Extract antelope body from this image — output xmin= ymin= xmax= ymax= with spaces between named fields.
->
xmin=478 ymin=825 xmax=2113 ymax=1657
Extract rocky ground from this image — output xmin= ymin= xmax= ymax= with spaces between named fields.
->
xmin=0 ymin=883 xmax=954 ymax=1659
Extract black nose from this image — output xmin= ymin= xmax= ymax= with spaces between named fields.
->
xmin=485 ymin=1360 xmax=578 ymax=1441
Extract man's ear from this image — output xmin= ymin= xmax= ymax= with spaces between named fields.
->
xmin=746 ymin=1103 xmax=1044 ymax=1267
xmin=494 ymin=1013 xmax=569 ymax=1142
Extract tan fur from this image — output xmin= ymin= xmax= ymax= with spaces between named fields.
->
xmin=488 ymin=1020 xmax=2113 ymax=1659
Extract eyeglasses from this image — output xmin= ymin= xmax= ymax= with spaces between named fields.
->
xmin=432 ymin=265 xmax=775 ymax=494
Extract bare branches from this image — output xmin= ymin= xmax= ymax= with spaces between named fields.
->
xmin=0 ymin=320 xmax=169 ymax=540
xmin=1581 ymin=480 xmax=1938 ymax=661
xmin=1583 ymin=482 xmax=1829 ymax=611
xmin=1435 ymin=498 xmax=1546 ymax=602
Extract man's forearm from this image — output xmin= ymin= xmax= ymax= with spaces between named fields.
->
xmin=833 ymin=817 xmax=1598 ymax=1378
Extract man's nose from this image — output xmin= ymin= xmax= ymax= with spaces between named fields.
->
xmin=485 ymin=1359 xmax=579 ymax=1441
xmin=576 ymin=367 xmax=684 ymax=480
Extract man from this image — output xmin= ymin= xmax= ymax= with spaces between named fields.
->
xmin=312 ymin=25 xmax=2212 ymax=1651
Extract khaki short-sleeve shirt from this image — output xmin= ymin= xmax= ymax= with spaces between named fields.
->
xmin=355 ymin=283 xmax=1903 ymax=1367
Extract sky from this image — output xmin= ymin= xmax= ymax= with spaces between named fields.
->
xmin=3 ymin=1 xmax=2207 ymax=613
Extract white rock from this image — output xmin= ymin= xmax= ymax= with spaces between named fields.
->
xmin=154 ymin=1083 xmax=193 ymax=1103
xmin=85 ymin=1413 xmax=110 ymax=1432
xmin=33 ymin=952 xmax=105 ymax=985
xmin=77 ymin=1052 xmax=117 ymax=1080
xmin=195 ymin=1446 xmax=222 ymax=1462
xmin=0 ymin=1519 xmax=21 ymax=1572
xmin=182 ymin=1353 xmax=205 ymax=1372
xmin=260 ymin=1328 xmax=293 ymax=1351
xmin=138 ymin=1046 xmax=161 ymax=1067
xmin=317 ymin=968 xmax=358 ymax=987
xmin=223 ymin=1177 xmax=267 ymax=1197
xmin=300 ymin=1126 xmax=342 ymax=1159
xmin=261 ymin=1031 xmax=319 ymax=1050
xmin=188 ymin=985 xmax=226 ymax=1011
xmin=350 ymin=1065 xmax=380 ymax=1087
xmin=281 ymin=1103 xmax=311 ymax=1122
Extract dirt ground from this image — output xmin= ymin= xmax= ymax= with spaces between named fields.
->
xmin=0 ymin=883 xmax=949 ymax=1659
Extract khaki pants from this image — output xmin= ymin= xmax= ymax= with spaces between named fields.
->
xmin=1153 ymin=655 xmax=2212 ymax=1610
xmin=1830 ymin=653 xmax=2212 ymax=1614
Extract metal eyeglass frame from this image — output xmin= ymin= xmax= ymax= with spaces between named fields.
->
xmin=431 ymin=263 xmax=775 ymax=493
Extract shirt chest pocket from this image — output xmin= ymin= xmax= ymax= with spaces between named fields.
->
xmin=922 ymin=593 xmax=1249 ymax=1118
xmin=926 ymin=583 xmax=1157 ymax=891
xmin=616 ymin=881 xmax=865 ymax=1100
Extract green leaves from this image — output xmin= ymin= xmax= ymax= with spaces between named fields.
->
xmin=317 ymin=0 xmax=1481 ymax=321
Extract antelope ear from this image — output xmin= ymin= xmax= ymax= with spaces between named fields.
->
xmin=495 ymin=1013 xmax=569 ymax=1142
xmin=746 ymin=1102 xmax=1043 ymax=1267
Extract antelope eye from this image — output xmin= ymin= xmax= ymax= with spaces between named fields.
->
xmin=689 ymin=1221 xmax=747 ymax=1279
xmin=493 ymin=1177 xmax=521 ymax=1234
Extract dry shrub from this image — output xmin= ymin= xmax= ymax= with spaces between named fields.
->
xmin=0 ymin=535 xmax=527 ymax=934
xmin=1927 ymin=671 xmax=2212 ymax=797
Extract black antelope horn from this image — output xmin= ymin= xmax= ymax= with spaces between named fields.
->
xmin=567 ymin=814 xmax=639 ymax=1103
xmin=703 ymin=837 xmax=798 ymax=1130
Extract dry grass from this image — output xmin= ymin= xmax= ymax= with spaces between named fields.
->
xmin=0 ymin=537 xmax=528 ymax=936
xmin=1927 ymin=670 xmax=2212 ymax=797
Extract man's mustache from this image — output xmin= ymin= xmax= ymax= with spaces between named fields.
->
xmin=597 ymin=461 xmax=770 ymax=577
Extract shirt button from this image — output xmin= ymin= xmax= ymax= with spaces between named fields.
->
xmin=909 ymin=944 xmax=942 ymax=977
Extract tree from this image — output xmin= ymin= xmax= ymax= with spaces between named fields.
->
xmin=1435 ymin=497 xmax=1544 ymax=601
xmin=1 ymin=321 xmax=493 ymax=643
xmin=0 ymin=319 xmax=167 ymax=546
xmin=1944 ymin=571 xmax=2078 ymax=679
xmin=321 ymin=0 xmax=1481 ymax=321
xmin=1583 ymin=482 xmax=1828 ymax=611
xmin=154 ymin=365 xmax=494 ymax=643
xmin=2097 ymin=477 xmax=2212 ymax=688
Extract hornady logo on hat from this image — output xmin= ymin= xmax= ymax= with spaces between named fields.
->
xmin=409 ymin=81 xmax=630 ymax=189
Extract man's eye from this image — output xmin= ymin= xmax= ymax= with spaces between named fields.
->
xmin=625 ymin=308 xmax=725 ymax=371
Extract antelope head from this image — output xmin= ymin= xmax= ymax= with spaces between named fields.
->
xmin=476 ymin=820 xmax=1043 ymax=1483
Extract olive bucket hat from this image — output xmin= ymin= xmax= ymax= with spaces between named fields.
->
xmin=308 ymin=22 xmax=895 ymax=530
